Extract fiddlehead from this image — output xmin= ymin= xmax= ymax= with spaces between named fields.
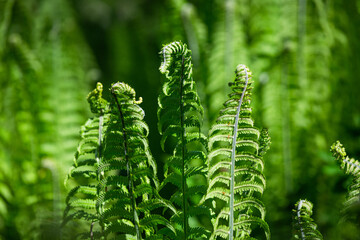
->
xmin=292 ymin=199 xmax=323 ymax=240
xmin=206 ymin=64 xmax=270 ymax=239
xmin=331 ymin=141 xmax=360 ymax=216
xmin=158 ymin=41 xmax=209 ymax=239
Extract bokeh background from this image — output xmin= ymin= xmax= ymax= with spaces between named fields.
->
xmin=1 ymin=0 xmax=360 ymax=239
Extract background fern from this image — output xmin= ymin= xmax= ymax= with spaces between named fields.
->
xmin=0 ymin=0 xmax=94 ymax=238
xmin=2 ymin=0 xmax=360 ymax=239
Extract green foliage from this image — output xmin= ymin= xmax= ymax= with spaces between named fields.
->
xmin=2 ymin=0 xmax=360 ymax=239
xmin=0 ymin=0 xmax=94 ymax=238
xmin=292 ymin=200 xmax=323 ymax=240
xmin=206 ymin=65 xmax=270 ymax=239
xmin=158 ymin=41 xmax=209 ymax=239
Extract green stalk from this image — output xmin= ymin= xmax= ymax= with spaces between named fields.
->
xmin=95 ymin=114 xmax=105 ymax=238
xmin=179 ymin=56 xmax=188 ymax=238
xmin=229 ymin=68 xmax=249 ymax=239
xmin=297 ymin=200 xmax=306 ymax=240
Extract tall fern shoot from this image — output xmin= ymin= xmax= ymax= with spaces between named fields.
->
xmin=206 ymin=64 xmax=270 ymax=239
xmin=158 ymin=41 xmax=209 ymax=239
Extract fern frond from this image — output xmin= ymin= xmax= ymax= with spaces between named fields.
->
xmin=331 ymin=141 xmax=360 ymax=216
xmin=98 ymin=82 xmax=172 ymax=239
xmin=292 ymin=199 xmax=323 ymax=240
xmin=206 ymin=64 xmax=270 ymax=239
xmin=64 ymin=82 xmax=173 ymax=239
xmin=63 ymin=82 xmax=109 ymax=238
xmin=158 ymin=41 xmax=209 ymax=239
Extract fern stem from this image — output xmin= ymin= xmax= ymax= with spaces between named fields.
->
xmin=96 ymin=115 xmax=104 ymax=169
xmin=229 ymin=67 xmax=249 ymax=239
xmin=96 ymin=114 xmax=105 ymax=236
xmin=112 ymin=90 xmax=141 ymax=240
xmin=90 ymin=221 xmax=95 ymax=240
xmin=344 ymin=159 xmax=360 ymax=170
xmin=179 ymin=55 xmax=188 ymax=238
xmin=297 ymin=200 xmax=306 ymax=240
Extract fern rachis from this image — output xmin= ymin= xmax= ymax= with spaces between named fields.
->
xmin=229 ymin=63 xmax=249 ymax=239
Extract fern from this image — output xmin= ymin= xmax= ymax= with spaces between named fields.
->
xmin=206 ymin=64 xmax=270 ymax=239
xmin=330 ymin=141 xmax=360 ymax=216
xmin=292 ymin=199 xmax=323 ymax=240
xmin=64 ymin=82 xmax=173 ymax=239
xmin=158 ymin=41 xmax=209 ymax=239
xmin=63 ymin=82 xmax=110 ymax=237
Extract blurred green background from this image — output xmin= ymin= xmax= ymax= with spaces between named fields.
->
xmin=1 ymin=0 xmax=360 ymax=239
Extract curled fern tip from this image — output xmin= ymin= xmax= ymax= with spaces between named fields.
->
xmin=87 ymin=82 xmax=108 ymax=114
xmin=111 ymin=82 xmax=143 ymax=104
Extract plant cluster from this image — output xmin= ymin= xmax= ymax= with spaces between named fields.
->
xmin=2 ymin=1 xmax=360 ymax=239
xmin=64 ymin=41 xmax=360 ymax=239
xmin=64 ymin=41 xmax=271 ymax=239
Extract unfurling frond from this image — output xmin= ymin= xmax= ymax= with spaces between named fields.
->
xmin=158 ymin=41 xmax=209 ymax=239
xmin=331 ymin=141 xmax=360 ymax=217
xmin=101 ymin=81 xmax=165 ymax=239
xmin=292 ymin=199 xmax=323 ymax=240
xmin=206 ymin=64 xmax=270 ymax=240
xmin=63 ymin=82 xmax=110 ymax=236
xmin=64 ymin=82 xmax=172 ymax=239
xmin=87 ymin=82 xmax=109 ymax=114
